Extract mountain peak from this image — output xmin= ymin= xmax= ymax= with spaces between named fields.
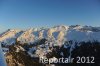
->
xmin=0 ymin=25 xmax=100 ymax=45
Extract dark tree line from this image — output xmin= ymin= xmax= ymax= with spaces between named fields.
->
xmin=4 ymin=39 xmax=100 ymax=66
xmin=46 ymin=41 xmax=100 ymax=66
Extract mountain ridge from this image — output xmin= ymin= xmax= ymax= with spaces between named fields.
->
xmin=1 ymin=25 xmax=100 ymax=45
xmin=1 ymin=25 xmax=100 ymax=66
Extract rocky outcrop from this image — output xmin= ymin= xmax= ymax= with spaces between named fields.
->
xmin=5 ymin=45 xmax=43 ymax=66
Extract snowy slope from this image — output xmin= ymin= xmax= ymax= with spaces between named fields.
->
xmin=0 ymin=29 xmax=23 ymax=45
xmin=0 ymin=25 xmax=100 ymax=45
xmin=65 ymin=29 xmax=100 ymax=42
xmin=1 ymin=25 xmax=100 ymax=66
xmin=17 ymin=28 xmax=35 ymax=44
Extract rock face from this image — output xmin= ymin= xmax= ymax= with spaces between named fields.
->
xmin=4 ymin=39 xmax=100 ymax=66
xmin=1 ymin=25 xmax=100 ymax=66
xmin=38 ymin=30 xmax=43 ymax=39
xmin=1 ymin=25 xmax=100 ymax=45
xmin=47 ymin=28 xmax=55 ymax=39
xmin=5 ymin=45 xmax=42 ymax=66
xmin=17 ymin=29 xmax=35 ymax=44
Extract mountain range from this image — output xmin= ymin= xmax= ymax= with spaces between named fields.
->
xmin=1 ymin=25 xmax=100 ymax=45
xmin=1 ymin=25 xmax=100 ymax=66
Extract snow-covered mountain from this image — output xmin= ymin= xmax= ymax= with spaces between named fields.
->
xmin=1 ymin=25 xmax=100 ymax=66
xmin=1 ymin=25 xmax=100 ymax=45
xmin=0 ymin=29 xmax=23 ymax=45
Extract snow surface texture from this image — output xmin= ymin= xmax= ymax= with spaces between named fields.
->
xmin=0 ymin=25 xmax=100 ymax=45
xmin=0 ymin=29 xmax=23 ymax=45
xmin=1 ymin=25 xmax=100 ymax=65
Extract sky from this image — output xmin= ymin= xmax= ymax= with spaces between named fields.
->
xmin=0 ymin=0 xmax=100 ymax=32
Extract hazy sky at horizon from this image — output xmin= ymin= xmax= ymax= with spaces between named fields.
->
xmin=0 ymin=0 xmax=100 ymax=32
